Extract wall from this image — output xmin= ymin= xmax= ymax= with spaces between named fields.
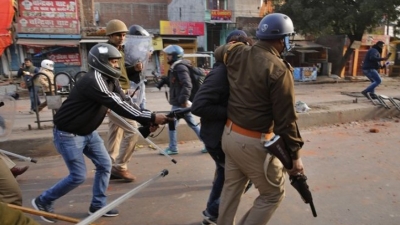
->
xmin=167 ymin=0 xmax=206 ymax=50
xmin=229 ymin=0 xmax=260 ymax=19
xmin=93 ymin=0 xmax=169 ymax=30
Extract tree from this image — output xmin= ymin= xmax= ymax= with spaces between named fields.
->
xmin=275 ymin=0 xmax=400 ymax=75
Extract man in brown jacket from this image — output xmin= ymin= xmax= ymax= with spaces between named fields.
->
xmin=37 ymin=59 xmax=55 ymax=112
xmin=215 ymin=13 xmax=305 ymax=225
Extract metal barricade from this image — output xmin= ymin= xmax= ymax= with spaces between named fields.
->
xmin=30 ymin=72 xmax=73 ymax=129
xmin=73 ymin=71 xmax=87 ymax=83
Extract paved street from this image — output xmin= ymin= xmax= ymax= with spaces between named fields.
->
xmin=2 ymin=76 xmax=400 ymax=224
xmin=15 ymin=118 xmax=400 ymax=225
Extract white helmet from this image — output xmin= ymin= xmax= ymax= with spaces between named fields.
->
xmin=41 ymin=59 xmax=54 ymax=71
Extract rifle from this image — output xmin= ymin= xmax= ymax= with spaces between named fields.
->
xmin=264 ymin=135 xmax=317 ymax=217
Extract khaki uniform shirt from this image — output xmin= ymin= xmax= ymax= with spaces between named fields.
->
xmin=215 ymin=41 xmax=303 ymax=159
xmin=108 ymin=41 xmax=129 ymax=90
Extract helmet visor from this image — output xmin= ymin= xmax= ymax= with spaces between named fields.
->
xmin=284 ymin=35 xmax=294 ymax=52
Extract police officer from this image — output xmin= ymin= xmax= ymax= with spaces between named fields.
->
xmin=126 ymin=24 xmax=151 ymax=110
xmin=105 ymin=19 xmax=144 ymax=182
xmin=214 ymin=13 xmax=305 ymax=225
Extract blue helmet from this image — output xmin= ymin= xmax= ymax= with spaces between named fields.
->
xmin=256 ymin=13 xmax=295 ymax=40
xmin=226 ymin=30 xmax=247 ymax=43
xmin=163 ymin=45 xmax=184 ymax=63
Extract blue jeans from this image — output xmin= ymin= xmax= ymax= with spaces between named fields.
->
xmin=29 ymin=86 xmax=41 ymax=111
xmin=39 ymin=128 xmax=111 ymax=209
xmin=168 ymin=105 xmax=202 ymax=151
xmin=362 ymin=69 xmax=381 ymax=94
xmin=206 ymin=158 xmax=225 ymax=218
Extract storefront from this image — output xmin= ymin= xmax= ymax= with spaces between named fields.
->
xmin=16 ymin=0 xmax=82 ymax=76
xmin=158 ymin=20 xmax=205 ymax=75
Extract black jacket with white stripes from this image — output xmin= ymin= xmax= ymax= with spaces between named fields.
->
xmin=53 ymin=69 xmax=154 ymax=136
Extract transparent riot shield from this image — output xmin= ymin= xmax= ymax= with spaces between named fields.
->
xmin=124 ymin=35 xmax=152 ymax=70
xmin=0 ymin=95 xmax=16 ymax=142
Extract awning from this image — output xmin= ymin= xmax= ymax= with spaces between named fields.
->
xmin=295 ymin=49 xmax=319 ymax=53
xmin=80 ymin=39 xmax=107 ymax=43
xmin=16 ymin=39 xmax=80 ymax=47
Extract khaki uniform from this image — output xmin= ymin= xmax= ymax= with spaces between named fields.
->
xmin=215 ymin=41 xmax=304 ymax=225
xmin=107 ymin=42 xmax=139 ymax=172
xmin=0 ymin=203 xmax=39 ymax=225
xmin=0 ymin=158 xmax=22 ymax=206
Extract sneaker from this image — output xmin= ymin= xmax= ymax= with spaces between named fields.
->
xmin=31 ymin=197 xmax=56 ymax=223
xmin=361 ymin=91 xmax=368 ymax=98
xmin=88 ymin=205 xmax=119 ymax=217
xmin=29 ymin=110 xmax=34 ymax=114
xmin=201 ymin=148 xmax=208 ymax=153
xmin=159 ymin=148 xmax=179 ymax=155
xmin=202 ymin=210 xmax=217 ymax=225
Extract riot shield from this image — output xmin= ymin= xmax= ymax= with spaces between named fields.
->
xmin=124 ymin=35 xmax=152 ymax=69
xmin=0 ymin=95 xmax=16 ymax=142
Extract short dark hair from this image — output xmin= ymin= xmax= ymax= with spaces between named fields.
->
xmin=376 ymin=41 xmax=384 ymax=46
xmin=24 ymin=58 xmax=32 ymax=62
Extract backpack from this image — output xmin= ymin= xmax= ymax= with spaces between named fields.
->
xmin=173 ymin=62 xmax=206 ymax=101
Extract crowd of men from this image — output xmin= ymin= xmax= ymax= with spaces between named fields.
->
xmin=1 ymin=13 xmax=310 ymax=225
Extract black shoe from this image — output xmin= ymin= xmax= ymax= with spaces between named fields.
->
xmin=202 ymin=210 xmax=217 ymax=225
xmin=88 ymin=205 xmax=119 ymax=217
xmin=361 ymin=91 xmax=368 ymax=98
xmin=31 ymin=197 xmax=56 ymax=223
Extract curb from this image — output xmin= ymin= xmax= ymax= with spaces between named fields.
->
xmin=2 ymin=101 xmax=399 ymax=159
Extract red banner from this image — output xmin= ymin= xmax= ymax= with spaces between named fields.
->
xmin=160 ymin=21 xmax=204 ymax=36
xmin=48 ymin=53 xmax=81 ymax=66
xmin=0 ymin=0 xmax=14 ymax=55
xmin=18 ymin=0 xmax=79 ymax=34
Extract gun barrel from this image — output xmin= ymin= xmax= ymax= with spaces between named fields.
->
xmin=310 ymin=201 xmax=317 ymax=217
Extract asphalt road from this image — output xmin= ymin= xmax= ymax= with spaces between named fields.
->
xmin=14 ymin=117 xmax=400 ymax=225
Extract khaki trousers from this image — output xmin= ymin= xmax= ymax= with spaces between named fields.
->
xmin=107 ymin=112 xmax=139 ymax=171
xmin=0 ymin=202 xmax=39 ymax=225
xmin=218 ymin=125 xmax=285 ymax=225
xmin=0 ymin=159 xmax=22 ymax=206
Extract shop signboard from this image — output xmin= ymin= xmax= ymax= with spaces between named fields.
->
xmin=160 ymin=21 xmax=204 ymax=36
xmin=48 ymin=53 xmax=81 ymax=66
xmin=210 ymin=10 xmax=232 ymax=23
xmin=18 ymin=0 xmax=79 ymax=34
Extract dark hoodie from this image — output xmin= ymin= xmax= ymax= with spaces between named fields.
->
xmin=362 ymin=43 xmax=386 ymax=70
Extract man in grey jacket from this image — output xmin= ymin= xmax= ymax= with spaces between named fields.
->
xmin=161 ymin=45 xmax=205 ymax=155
